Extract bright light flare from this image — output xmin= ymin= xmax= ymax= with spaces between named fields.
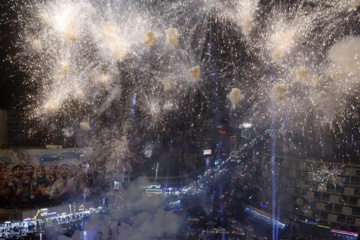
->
xmin=242 ymin=123 xmax=253 ymax=129
xmin=51 ymin=2 xmax=81 ymax=42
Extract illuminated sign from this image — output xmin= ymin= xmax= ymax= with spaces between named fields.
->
xmin=260 ymin=202 xmax=268 ymax=208
xmin=203 ymin=150 xmax=212 ymax=155
xmin=331 ymin=229 xmax=359 ymax=237
xmin=48 ymin=212 xmax=57 ymax=216
xmin=147 ymin=185 xmax=161 ymax=189
xmin=245 ymin=207 xmax=285 ymax=229
xmin=40 ymin=208 xmax=49 ymax=217
xmin=114 ymin=181 xmax=121 ymax=190
xmin=298 ymin=219 xmax=330 ymax=229
xmin=219 ymin=131 xmax=226 ymax=134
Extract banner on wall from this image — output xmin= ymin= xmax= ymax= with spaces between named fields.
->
xmin=0 ymin=148 xmax=99 ymax=206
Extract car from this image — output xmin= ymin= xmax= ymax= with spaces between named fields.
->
xmin=186 ymin=217 xmax=199 ymax=222
xmin=228 ymin=218 xmax=237 ymax=224
xmin=213 ymin=227 xmax=230 ymax=234
xmin=232 ymin=230 xmax=245 ymax=236
xmin=244 ymin=226 xmax=254 ymax=232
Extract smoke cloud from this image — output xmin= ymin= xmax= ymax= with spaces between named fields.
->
xmin=328 ymin=36 xmax=360 ymax=80
xmin=227 ymin=88 xmax=244 ymax=109
xmin=271 ymin=84 xmax=288 ymax=102
xmin=68 ymin=176 xmax=183 ymax=240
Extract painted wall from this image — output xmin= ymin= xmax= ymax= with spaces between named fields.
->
xmin=0 ymin=148 xmax=99 ymax=206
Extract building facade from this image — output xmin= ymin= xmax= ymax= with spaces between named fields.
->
xmin=260 ymin=153 xmax=360 ymax=233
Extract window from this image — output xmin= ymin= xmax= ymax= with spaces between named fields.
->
xmin=309 ymin=201 xmax=316 ymax=210
xmin=352 ymin=207 xmax=360 ymax=216
xmin=354 ymin=188 xmax=360 ymax=196
xmin=335 ymin=185 xmax=344 ymax=194
xmin=321 ymin=211 xmax=328 ymax=220
xmin=342 ymin=176 xmax=350 ymax=185
xmin=311 ymin=183 xmax=319 ymax=191
xmin=312 ymin=210 xmax=320 ymax=218
xmin=325 ymin=203 xmax=333 ymax=211
xmin=289 ymin=160 xmax=299 ymax=169
xmin=326 ymin=183 xmax=335 ymax=192
xmin=322 ymin=193 xmax=330 ymax=201
xmin=334 ymin=204 xmax=342 ymax=213
xmin=352 ymin=177 xmax=360 ymax=186
xmin=337 ymin=214 xmax=346 ymax=223
xmin=295 ymin=187 xmax=306 ymax=197
xmin=347 ymin=216 xmax=355 ymax=224
xmin=284 ymin=169 xmax=292 ymax=177
xmin=349 ymin=196 xmax=358 ymax=205
xmin=338 ymin=166 xmax=346 ymax=174
xmin=339 ymin=195 xmax=348 ymax=204
xmin=306 ymin=163 xmax=312 ymax=171
xmin=314 ymin=192 xmax=322 ymax=200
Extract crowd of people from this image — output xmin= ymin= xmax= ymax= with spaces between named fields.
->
xmin=0 ymin=163 xmax=98 ymax=205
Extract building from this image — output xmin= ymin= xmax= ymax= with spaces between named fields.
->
xmin=259 ymin=153 xmax=360 ymax=233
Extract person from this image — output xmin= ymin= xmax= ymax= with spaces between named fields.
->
xmin=69 ymin=165 xmax=81 ymax=195
xmin=24 ymin=165 xmax=35 ymax=182
xmin=67 ymin=165 xmax=73 ymax=178
xmin=31 ymin=165 xmax=51 ymax=201
xmin=6 ymin=166 xmax=14 ymax=182
xmin=24 ymin=165 xmax=35 ymax=198
xmin=0 ymin=166 xmax=14 ymax=205
xmin=50 ymin=164 xmax=76 ymax=200
xmin=9 ymin=164 xmax=29 ymax=201
xmin=48 ymin=165 xmax=58 ymax=185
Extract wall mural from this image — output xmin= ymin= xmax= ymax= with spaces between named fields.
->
xmin=0 ymin=149 xmax=99 ymax=206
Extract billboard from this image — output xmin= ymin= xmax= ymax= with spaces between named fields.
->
xmin=0 ymin=148 xmax=99 ymax=207
xmin=203 ymin=149 xmax=212 ymax=155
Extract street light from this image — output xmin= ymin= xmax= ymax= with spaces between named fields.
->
xmin=155 ymin=163 xmax=159 ymax=182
